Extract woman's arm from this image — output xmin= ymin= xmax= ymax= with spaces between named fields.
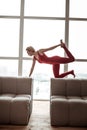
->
xmin=29 ymin=57 xmax=36 ymax=77
xmin=39 ymin=43 xmax=61 ymax=53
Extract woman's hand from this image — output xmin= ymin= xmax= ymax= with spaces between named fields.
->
xmin=29 ymin=73 xmax=31 ymax=77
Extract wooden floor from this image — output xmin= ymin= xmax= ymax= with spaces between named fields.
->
xmin=0 ymin=101 xmax=87 ymax=130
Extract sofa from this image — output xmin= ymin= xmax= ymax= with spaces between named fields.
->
xmin=50 ymin=78 xmax=87 ymax=126
xmin=0 ymin=76 xmax=33 ymax=125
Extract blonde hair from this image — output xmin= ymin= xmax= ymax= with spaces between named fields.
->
xmin=26 ymin=46 xmax=35 ymax=52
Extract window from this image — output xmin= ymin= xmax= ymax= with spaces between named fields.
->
xmin=70 ymin=0 xmax=87 ymax=18
xmin=0 ymin=19 xmax=19 ymax=57
xmin=69 ymin=21 xmax=87 ymax=59
xmin=0 ymin=0 xmax=87 ymax=100
xmin=24 ymin=0 xmax=65 ymax=17
xmin=68 ymin=62 xmax=87 ymax=78
xmin=0 ymin=60 xmax=18 ymax=76
xmin=23 ymin=19 xmax=65 ymax=57
xmin=0 ymin=0 xmax=20 ymax=16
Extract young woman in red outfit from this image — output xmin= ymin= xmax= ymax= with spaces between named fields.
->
xmin=26 ymin=40 xmax=75 ymax=78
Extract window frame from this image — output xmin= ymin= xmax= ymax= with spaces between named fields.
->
xmin=0 ymin=0 xmax=87 ymax=79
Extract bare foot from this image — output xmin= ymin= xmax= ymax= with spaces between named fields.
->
xmin=60 ymin=40 xmax=66 ymax=48
xmin=72 ymin=70 xmax=75 ymax=78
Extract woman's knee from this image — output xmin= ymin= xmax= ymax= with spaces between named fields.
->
xmin=71 ymin=56 xmax=75 ymax=62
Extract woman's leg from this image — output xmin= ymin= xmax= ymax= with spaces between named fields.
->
xmin=53 ymin=64 xmax=75 ymax=78
xmin=47 ymin=45 xmax=75 ymax=64
xmin=63 ymin=45 xmax=75 ymax=62
xmin=56 ymin=41 xmax=75 ymax=63
xmin=52 ymin=64 xmax=60 ymax=78
xmin=56 ymin=70 xmax=75 ymax=78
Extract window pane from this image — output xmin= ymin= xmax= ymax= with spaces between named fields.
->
xmin=0 ymin=19 xmax=19 ymax=57
xmin=24 ymin=0 xmax=65 ymax=17
xmin=69 ymin=21 xmax=87 ymax=59
xmin=23 ymin=19 xmax=65 ymax=57
xmin=0 ymin=60 xmax=18 ymax=76
xmin=33 ymin=79 xmax=50 ymax=100
xmin=0 ymin=0 xmax=20 ymax=15
xmin=22 ymin=60 xmax=52 ymax=100
xmin=23 ymin=61 xmax=64 ymax=100
xmin=68 ymin=62 xmax=87 ymax=78
xmin=22 ymin=60 xmax=53 ymax=77
xmin=70 ymin=0 xmax=87 ymax=18
xmin=22 ymin=60 xmax=33 ymax=76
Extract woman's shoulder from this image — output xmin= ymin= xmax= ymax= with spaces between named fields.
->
xmin=37 ymin=49 xmax=45 ymax=56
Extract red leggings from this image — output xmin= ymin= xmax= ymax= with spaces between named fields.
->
xmin=51 ymin=46 xmax=75 ymax=78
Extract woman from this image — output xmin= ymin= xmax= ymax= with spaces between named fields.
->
xmin=26 ymin=40 xmax=75 ymax=78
